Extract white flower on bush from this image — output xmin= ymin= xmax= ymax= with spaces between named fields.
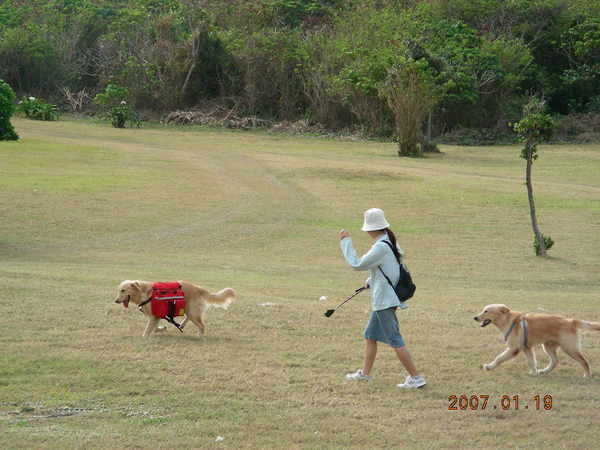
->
xmin=28 ymin=96 xmax=35 ymax=101
xmin=120 ymin=100 xmax=127 ymax=105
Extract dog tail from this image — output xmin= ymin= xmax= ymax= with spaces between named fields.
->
xmin=576 ymin=320 xmax=600 ymax=331
xmin=207 ymin=288 xmax=236 ymax=310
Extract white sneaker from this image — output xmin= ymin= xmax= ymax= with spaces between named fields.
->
xmin=345 ymin=369 xmax=372 ymax=381
xmin=397 ymin=375 xmax=426 ymax=389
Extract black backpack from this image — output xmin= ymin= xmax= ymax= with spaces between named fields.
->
xmin=378 ymin=240 xmax=416 ymax=302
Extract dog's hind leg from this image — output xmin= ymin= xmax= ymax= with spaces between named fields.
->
xmin=483 ymin=347 xmax=519 ymax=371
xmin=560 ymin=340 xmax=592 ymax=378
xmin=523 ymin=347 xmax=538 ymax=375
xmin=143 ymin=316 xmax=160 ymax=338
xmin=538 ymin=342 xmax=559 ymax=375
xmin=188 ymin=315 xmax=205 ymax=336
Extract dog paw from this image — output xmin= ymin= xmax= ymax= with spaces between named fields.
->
xmin=528 ymin=370 xmax=538 ymax=376
xmin=482 ymin=364 xmax=493 ymax=371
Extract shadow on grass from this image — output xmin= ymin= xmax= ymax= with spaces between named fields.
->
xmin=147 ymin=333 xmax=237 ymax=344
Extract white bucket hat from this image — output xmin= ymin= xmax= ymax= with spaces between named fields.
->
xmin=361 ymin=208 xmax=390 ymax=231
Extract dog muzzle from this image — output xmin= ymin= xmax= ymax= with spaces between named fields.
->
xmin=115 ymin=295 xmax=130 ymax=308
xmin=480 ymin=319 xmax=491 ymax=327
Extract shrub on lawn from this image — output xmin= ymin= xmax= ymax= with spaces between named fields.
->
xmin=17 ymin=96 xmax=60 ymax=121
xmin=94 ymin=84 xmax=140 ymax=128
xmin=0 ymin=79 xmax=19 ymax=141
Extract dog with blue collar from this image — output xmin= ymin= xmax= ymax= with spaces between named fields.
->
xmin=474 ymin=303 xmax=600 ymax=378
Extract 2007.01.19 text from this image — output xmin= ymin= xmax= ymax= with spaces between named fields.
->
xmin=448 ymin=394 xmax=553 ymax=410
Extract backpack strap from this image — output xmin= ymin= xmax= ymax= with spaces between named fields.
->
xmin=164 ymin=314 xmax=185 ymax=333
xmin=378 ymin=266 xmax=396 ymax=290
xmin=381 ymin=240 xmax=401 ymax=263
xmin=378 ymin=240 xmax=400 ymax=291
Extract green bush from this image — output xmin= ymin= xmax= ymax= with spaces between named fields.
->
xmin=107 ymin=102 xmax=140 ymax=129
xmin=94 ymin=84 xmax=140 ymax=128
xmin=534 ymin=234 xmax=554 ymax=256
xmin=94 ymin=84 xmax=129 ymax=109
xmin=0 ymin=79 xmax=19 ymax=141
xmin=17 ymin=96 xmax=60 ymax=121
xmin=421 ymin=140 xmax=440 ymax=153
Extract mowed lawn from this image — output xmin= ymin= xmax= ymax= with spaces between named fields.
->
xmin=1 ymin=118 xmax=599 ymax=449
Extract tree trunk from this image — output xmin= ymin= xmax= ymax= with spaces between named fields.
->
xmin=525 ymin=147 xmax=546 ymax=256
xmin=181 ymin=31 xmax=200 ymax=101
xmin=427 ymin=110 xmax=432 ymax=142
xmin=398 ymin=139 xmax=421 ymax=157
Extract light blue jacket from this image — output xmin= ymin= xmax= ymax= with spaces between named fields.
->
xmin=340 ymin=233 xmax=408 ymax=311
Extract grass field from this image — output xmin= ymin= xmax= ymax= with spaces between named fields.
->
xmin=1 ymin=118 xmax=600 ymax=449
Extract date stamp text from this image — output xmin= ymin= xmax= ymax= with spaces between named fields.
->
xmin=448 ymin=394 xmax=553 ymax=411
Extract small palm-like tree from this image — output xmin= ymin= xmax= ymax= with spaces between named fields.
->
xmin=513 ymin=97 xmax=555 ymax=256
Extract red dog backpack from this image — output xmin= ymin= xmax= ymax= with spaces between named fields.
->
xmin=149 ymin=282 xmax=186 ymax=319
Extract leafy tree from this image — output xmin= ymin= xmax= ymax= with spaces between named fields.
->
xmin=513 ymin=97 xmax=555 ymax=256
xmin=94 ymin=1 xmax=214 ymax=110
xmin=379 ymin=62 xmax=438 ymax=157
xmin=0 ymin=79 xmax=19 ymax=141
xmin=223 ymin=27 xmax=308 ymax=118
xmin=0 ymin=25 xmax=61 ymax=94
xmin=559 ymin=17 xmax=600 ymax=112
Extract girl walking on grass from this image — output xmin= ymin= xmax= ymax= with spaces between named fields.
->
xmin=339 ymin=208 xmax=426 ymax=389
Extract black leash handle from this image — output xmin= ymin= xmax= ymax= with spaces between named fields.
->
xmin=324 ymin=286 xmax=368 ymax=317
xmin=331 ymin=286 xmax=366 ymax=310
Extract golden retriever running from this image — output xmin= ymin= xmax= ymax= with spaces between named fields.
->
xmin=474 ymin=304 xmax=600 ymax=377
xmin=114 ymin=280 xmax=235 ymax=337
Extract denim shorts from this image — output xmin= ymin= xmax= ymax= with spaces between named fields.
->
xmin=364 ymin=307 xmax=405 ymax=348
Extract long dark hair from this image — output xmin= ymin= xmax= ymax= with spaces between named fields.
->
xmin=385 ymin=227 xmax=401 ymax=262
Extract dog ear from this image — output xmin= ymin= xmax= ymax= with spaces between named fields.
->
xmin=131 ymin=281 xmax=141 ymax=291
xmin=499 ymin=306 xmax=509 ymax=313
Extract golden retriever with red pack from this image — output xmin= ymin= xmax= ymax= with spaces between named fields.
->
xmin=114 ymin=280 xmax=235 ymax=338
xmin=474 ymin=304 xmax=600 ymax=377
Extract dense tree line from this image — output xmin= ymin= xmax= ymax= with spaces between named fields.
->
xmin=1 ymin=0 xmax=599 ymax=140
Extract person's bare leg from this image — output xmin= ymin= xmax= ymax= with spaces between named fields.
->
xmin=362 ymin=339 xmax=377 ymax=376
xmin=394 ymin=346 xmax=419 ymax=377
